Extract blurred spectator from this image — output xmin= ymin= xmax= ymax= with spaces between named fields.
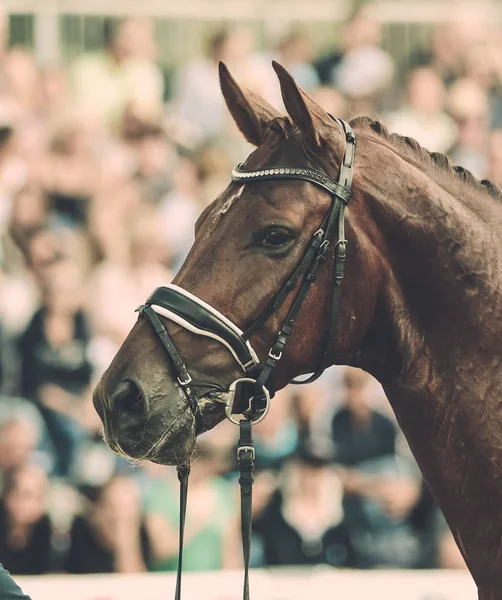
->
xmin=253 ymin=450 xmax=355 ymax=568
xmin=86 ymin=151 xmax=139 ymax=265
xmin=331 ymin=369 xmax=422 ymax=568
xmin=7 ymin=186 xmax=48 ymax=263
xmin=127 ymin=119 xmax=176 ymax=205
xmin=447 ymin=78 xmax=491 ymax=178
xmin=15 ymin=226 xmax=63 ymax=282
xmin=194 ymin=142 xmax=233 ymax=208
xmin=385 ymin=67 xmax=457 ymax=153
xmin=86 ymin=207 xmax=173 ymax=354
xmin=409 ymin=22 xmax=469 ymax=86
xmin=40 ymin=111 xmax=100 ymax=229
xmin=1 ymin=48 xmax=41 ymax=122
xmin=9 ymin=185 xmax=47 ymax=238
xmin=331 ymin=368 xmax=396 ymax=467
xmin=158 ymin=157 xmax=201 ymax=268
xmin=291 ymin=381 xmax=336 ymax=460
xmin=489 ymin=129 xmax=502 ymax=186
xmin=310 ymin=86 xmax=347 ymax=120
xmin=0 ymin=4 xmax=9 ymax=63
xmin=66 ymin=476 xmax=150 ymax=573
xmin=171 ymin=30 xmax=240 ymax=146
xmin=39 ymin=67 xmax=70 ymax=123
xmin=275 ymin=32 xmax=320 ymax=91
xmin=70 ymin=18 xmax=164 ymax=130
xmin=0 ymin=418 xmax=37 ymax=491
xmin=0 ymin=465 xmax=52 ymax=574
xmin=247 ymin=389 xmax=299 ymax=472
xmin=19 ymin=259 xmax=93 ymax=477
xmin=315 ymin=5 xmax=394 ymax=114
xmin=172 ymin=28 xmax=279 ymax=149
xmin=0 ymin=121 xmax=18 ymax=233
xmin=144 ymin=442 xmax=238 ymax=571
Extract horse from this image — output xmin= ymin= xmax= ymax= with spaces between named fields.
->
xmin=93 ymin=62 xmax=502 ymax=599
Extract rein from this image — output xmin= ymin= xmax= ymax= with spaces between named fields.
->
xmin=136 ymin=116 xmax=356 ymax=599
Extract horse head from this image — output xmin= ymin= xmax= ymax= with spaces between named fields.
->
xmin=93 ymin=62 xmax=382 ymax=466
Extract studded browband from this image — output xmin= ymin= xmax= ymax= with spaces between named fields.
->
xmin=231 ymin=163 xmax=353 ymax=204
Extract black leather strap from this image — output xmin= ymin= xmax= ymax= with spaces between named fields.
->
xmin=237 ymin=419 xmax=254 ymax=600
xmin=243 ymin=228 xmax=325 ymax=340
xmin=137 ymin=305 xmax=204 ymax=433
xmin=175 ymin=465 xmax=190 ymax=600
xmin=289 ymin=121 xmax=354 ymax=385
xmin=240 ymin=118 xmax=355 ymax=397
xmin=174 ymin=422 xmax=255 ymax=600
xmin=138 ymin=116 xmax=357 ymax=600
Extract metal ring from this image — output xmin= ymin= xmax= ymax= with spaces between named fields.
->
xmin=224 ymin=378 xmax=271 ymax=426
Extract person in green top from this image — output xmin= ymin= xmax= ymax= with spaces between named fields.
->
xmin=144 ymin=442 xmax=239 ymax=572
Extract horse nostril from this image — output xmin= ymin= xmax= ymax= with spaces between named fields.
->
xmin=112 ymin=380 xmax=149 ymax=421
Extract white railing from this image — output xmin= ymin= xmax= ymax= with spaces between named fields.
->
xmin=3 ymin=0 xmax=502 ymax=21
xmin=5 ymin=0 xmax=502 ymax=66
xmin=18 ymin=568 xmax=478 ymax=600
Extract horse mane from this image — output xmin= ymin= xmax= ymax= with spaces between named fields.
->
xmin=350 ymin=116 xmax=502 ymax=204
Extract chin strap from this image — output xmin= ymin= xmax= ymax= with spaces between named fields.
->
xmin=174 ymin=418 xmax=255 ymax=600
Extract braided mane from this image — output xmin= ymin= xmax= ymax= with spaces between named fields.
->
xmin=350 ymin=116 xmax=502 ymax=202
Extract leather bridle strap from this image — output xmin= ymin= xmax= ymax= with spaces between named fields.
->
xmin=174 ymin=465 xmax=190 ymax=600
xmin=137 ymin=305 xmax=204 ymax=434
xmin=316 ymin=119 xmax=355 ymax=374
xmin=241 ymin=118 xmax=356 ymax=400
xmin=174 ymin=423 xmax=254 ymax=600
xmin=251 ymin=213 xmax=337 ymax=410
xmin=242 ymin=228 xmax=325 ymax=341
xmin=237 ymin=419 xmax=254 ymax=600
xmin=136 ymin=116 xmax=356 ymax=600
xmin=291 ymin=120 xmax=356 ymax=384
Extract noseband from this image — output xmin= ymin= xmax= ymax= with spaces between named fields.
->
xmin=136 ymin=117 xmax=356 ymax=599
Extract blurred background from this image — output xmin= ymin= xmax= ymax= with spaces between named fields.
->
xmin=0 ymin=0 xmax=499 ymax=584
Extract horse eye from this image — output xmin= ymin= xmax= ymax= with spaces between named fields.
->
xmin=262 ymin=228 xmax=291 ymax=247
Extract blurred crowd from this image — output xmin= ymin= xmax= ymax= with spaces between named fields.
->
xmin=1 ymin=0 xmax=499 ymax=577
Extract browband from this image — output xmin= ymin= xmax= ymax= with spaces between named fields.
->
xmin=231 ymin=164 xmax=352 ymax=205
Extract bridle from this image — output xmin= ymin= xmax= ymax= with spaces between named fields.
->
xmin=136 ymin=117 xmax=356 ymax=599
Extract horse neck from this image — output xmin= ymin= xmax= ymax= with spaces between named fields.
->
xmin=353 ymin=145 xmax=502 ymax=587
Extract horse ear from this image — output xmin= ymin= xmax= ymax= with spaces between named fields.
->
xmin=272 ymin=60 xmax=328 ymax=148
xmin=219 ymin=62 xmax=281 ymax=146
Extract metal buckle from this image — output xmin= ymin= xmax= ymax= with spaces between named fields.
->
xmin=268 ymin=348 xmax=283 ymax=361
xmin=319 ymin=239 xmax=330 ymax=255
xmin=335 ymin=239 xmax=348 ymax=256
xmin=177 ymin=372 xmax=192 ymax=386
xmin=237 ymin=445 xmax=256 ymax=460
xmin=224 ymin=378 xmax=270 ymax=426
